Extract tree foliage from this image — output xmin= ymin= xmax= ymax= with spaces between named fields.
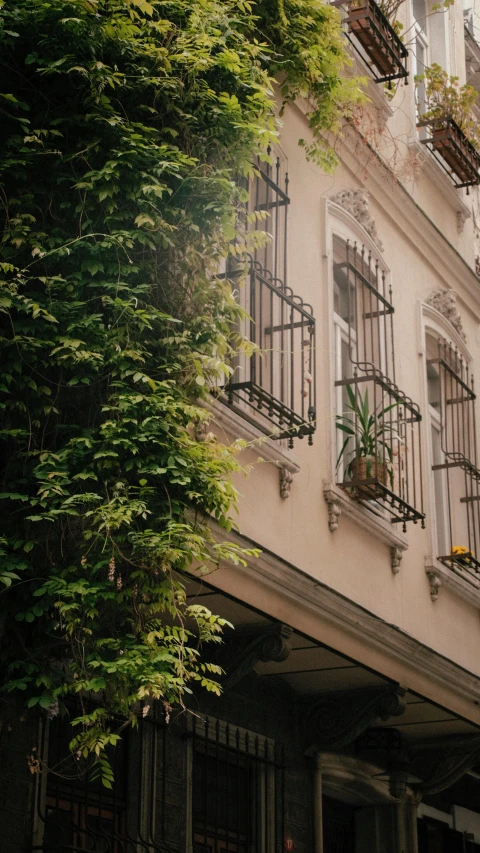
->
xmin=0 ymin=0 xmax=361 ymax=775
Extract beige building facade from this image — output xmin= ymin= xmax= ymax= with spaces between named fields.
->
xmin=196 ymin=2 xmax=480 ymax=850
xmin=11 ymin=3 xmax=480 ymax=853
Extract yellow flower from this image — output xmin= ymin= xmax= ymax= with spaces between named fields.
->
xmin=451 ymin=545 xmax=475 ymax=561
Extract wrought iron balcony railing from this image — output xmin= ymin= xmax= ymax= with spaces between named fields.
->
xmin=333 ymin=0 xmax=408 ymax=83
xmin=249 ymin=151 xmax=289 ymax=284
xmin=336 ymin=371 xmax=425 ymax=529
xmin=334 ymin=237 xmax=424 ymax=529
xmin=226 ymin=258 xmax=316 ymax=448
xmin=418 ymin=117 xmax=480 ymax=189
xmin=428 ymin=338 xmax=480 ymax=576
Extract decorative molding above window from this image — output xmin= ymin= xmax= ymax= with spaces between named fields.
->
xmin=421 ymin=302 xmax=471 ymax=358
xmin=425 ymin=289 xmax=467 ymax=342
xmin=329 ymin=189 xmax=384 ymax=251
xmin=323 ymin=480 xmax=408 ymax=573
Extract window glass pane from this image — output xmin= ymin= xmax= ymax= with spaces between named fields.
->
xmin=322 ymin=796 xmax=356 ymax=853
xmin=413 ymin=0 xmax=426 ymax=28
xmin=431 ymin=422 xmax=447 ymax=556
xmin=427 ymin=363 xmax=440 ymax=409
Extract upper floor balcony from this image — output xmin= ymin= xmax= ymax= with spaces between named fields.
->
xmin=222 ymin=153 xmax=316 ymax=448
xmin=332 ymin=0 xmax=408 ymax=84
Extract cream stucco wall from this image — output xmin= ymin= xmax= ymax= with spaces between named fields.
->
xmin=208 ymin=7 xmax=480 ymax=692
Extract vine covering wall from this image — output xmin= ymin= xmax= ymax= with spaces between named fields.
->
xmin=0 ymin=0 xmax=362 ymax=777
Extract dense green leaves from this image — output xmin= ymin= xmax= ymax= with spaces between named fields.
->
xmin=0 ymin=0 xmax=361 ymax=778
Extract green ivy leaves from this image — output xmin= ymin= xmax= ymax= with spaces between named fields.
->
xmin=0 ymin=0 xmax=359 ymax=783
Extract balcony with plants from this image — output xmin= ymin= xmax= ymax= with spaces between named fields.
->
xmin=334 ymin=239 xmax=424 ymax=530
xmin=427 ymin=338 xmax=480 ymax=578
xmin=332 ymin=0 xmax=408 ymax=84
xmin=416 ymin=64 xmax=480 ymax=189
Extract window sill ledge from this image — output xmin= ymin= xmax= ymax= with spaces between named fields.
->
xmin=425 ymin=557 xmax=480 ymax=605
xmin=323 ymin=481 xmax=408 ymax=573
xmin=201 ymin=396 xmax=301 ymax=500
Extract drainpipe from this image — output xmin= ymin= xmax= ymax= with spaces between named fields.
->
xmin=312 ymin=753 xmax=323 ymax=853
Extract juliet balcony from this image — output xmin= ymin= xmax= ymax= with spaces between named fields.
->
xmin=333 ymin=237 xmax=424 ymax=530
xmin=418 ymin=117 xmax=480 ymax=189
xmin=223 ymin=154 xmax=317 ymax=448
xmin=333 ymin=0 xmax=408 ymax=84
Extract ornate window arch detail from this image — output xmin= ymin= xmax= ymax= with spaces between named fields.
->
xmin=425 ymin=288 xmax=467 ymax=343
xmin=324 ymin=200 xmax=425 ymax=533
xmin=329 ymin=189 xmax=384 ymax=253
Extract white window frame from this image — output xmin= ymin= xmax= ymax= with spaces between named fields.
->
xmin=333 ymin=295 xmax=357 ymax=478
xmin=428 ymin=380 xmax=449 ymax=559
xmin=418 ymin=300 xmax=480 ymax=604
xmin=322 ymin=200 xmax=408 ymax=554
xmin=327 ymin=205 xmax=392 ymax=483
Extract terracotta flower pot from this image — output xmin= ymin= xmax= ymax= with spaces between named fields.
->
xmin=350 ymin=456 xmax=389 ymax=490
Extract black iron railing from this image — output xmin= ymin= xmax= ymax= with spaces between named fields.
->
xmin=191 ymin=715 xmax=285 ymax=853
xmin=222 ymin=152 xmax=316 ymax=447
xmin=418 ymin=117 xmax=480 ymax=190
xmin=334 ymin=237 xmax=424 ymax=529
xmin=32 ymin=710 xmax=173 ymax=853
xmin=428 ymin=338 xmax=480 ymax=576
xmin=333 ymin=0 xmax=408 ymax=84
xmin=226 ymin=258 xmax=316 ymax=447
xmin=250 ymin=153 xmax=289 ymax=285
xmin=333 ymin=237 xmax=395 ymax=382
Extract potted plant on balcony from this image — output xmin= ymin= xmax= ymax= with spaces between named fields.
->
xmin=333 ymin=0 xmax=408 ymax=83
xmin=416 ymin=63 xmax=480 ymax=187
xmin=336 ymin=384 xmax=399 ymax=493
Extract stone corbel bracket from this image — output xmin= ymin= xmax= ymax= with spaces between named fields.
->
xmin=279 ymin=467 xmax=294 ymax=500
xmin=197 ymin=396 xmax=301 ymax=501
xmin=300 ymin=685 xmax=407 ymax=752
xmin=426 ymin=568 xmax=442 ymax=602
xmin=410 ymin=734 xmax=480 ymax=796
xmin=323 ymin=482 xmax=408 ymax=574
xmin=329 ymin=189 xmax=383 ymax=252
xmin=221 ymin=623 xmax=292 ymax=690
xmin=425 ymin=558 xmax=480 ymax=606
xmin=324 ymin=486 xmax=341 ymax=532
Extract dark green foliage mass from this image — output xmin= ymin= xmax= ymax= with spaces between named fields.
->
xmin=0 ymin=0 xmax=361 ymax=775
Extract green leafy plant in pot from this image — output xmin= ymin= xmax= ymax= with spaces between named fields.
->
xmin=416 ymin=63 xmax=480 ymax=149
xmin=336 ymin=384 xmax=400 ymax=493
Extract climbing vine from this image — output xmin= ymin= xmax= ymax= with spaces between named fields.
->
xmin=0 ymin=0 xmax=362 ymax=777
